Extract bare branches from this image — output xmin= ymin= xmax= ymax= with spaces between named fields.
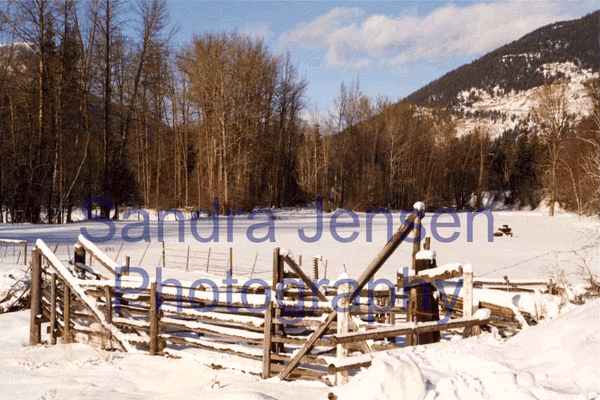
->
xmin=180 ymin=32 xmax=306 ymax=209
xmin=531 ymin=84 xmax=573 ymax=216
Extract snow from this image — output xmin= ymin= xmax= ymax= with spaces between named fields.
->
xmin=2 ymin=208 xmax=597 ymax=284
xmin=473 ymin=277 xmax=547 ymax=285
xmin=0 ymin=208 xmax=599 ymax=399
xmin=0 ymin=239 xmax=27 ymax=244
xmin=472 ymin=308 xmax=491 ymax=320
xmin=77 ymin=234 xmax=120 ymax=274
xmin=413 ymin=201 xmax=426 ymax=212
xmin=416 ymin=250 xmax=436 ymax=261
xmin=417 ymin=263 xmax=463 ymax=279
xmin=207 ymin=390 xmax=280 ymax=400
xmin=440 ymin=279 xmax=575 ymax=321
xmin=462 ymin=263 xmax=473 ymax=274
xmin=454 ymin=61 xmax=598 ymax=138
xmin=500 ymin=300 xmax=600 ymax=394
xmin=330 ymin=352 xmax=428 ymax=400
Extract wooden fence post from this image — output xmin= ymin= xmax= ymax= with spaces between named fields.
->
xmin=122 ymin=256 xmax=130 ymax=276
xmin=162 ymin=241 xmax=166 ymax=268
xmin=24 ymin=242 xmax=28 ymax=265
xmin=424 ymin=235 xmax=431 ymax=251
xmin=406 ymin=210 xmax=423 ymax=347
xmin=105 ymin=286 xmax=113 ymax=324
xmin=29 ymin=247 xmax=42 ymax=346
xmin=74 ymin=245 xmax=86 ymax=278
xmin=312 ymin=256 xmax=319 ymax=280
xmin=229 ymin=247 xmax=233 ymax=277
xmin=472 ymin=299 xmax=481 ymax=336
xmin=149 ymin=281 xmax=159 ymax=355
xmin=186 ymin=245 xmax=190 ymax=272
xmin=336 ymin=281 xmax=351 ymax=386
xmin=206 ymin=247 xmax=211 ymax=272
xmin=50 ymin=273 xmax=57 ymax=345
xmin=385 ymin=285 xmax=396 ymax=325
xmin=414 ymin=251 xmax=440 ymax=344
xmin=412 ymin=215 xmax=421 ymax=269
xmin=463 ymin=264 xmax=474 ymax=337
xmin=74 ymin=245 xmax=85 ymax=264
xmin=406 ymin=288 xmax=417 ymax=346
xmin=63 ymin=284 xmax=71 ymax=343
xmin=272 ymin=248 xmax=283 ymax=354
xmin=262 ymin=301 xmax=274 ymax=379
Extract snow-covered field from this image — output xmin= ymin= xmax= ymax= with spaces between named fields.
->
xmin=0 ymin=207 xmax=599 ymax=399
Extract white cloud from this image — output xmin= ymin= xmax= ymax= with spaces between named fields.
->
xmin=277 ymin=7 xmax=363 ymax=49
xmin=277 ymin=2 xmax=592 ymax=69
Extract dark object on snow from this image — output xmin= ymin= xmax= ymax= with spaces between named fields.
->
xmin=495 ymin=225 xmax=513 ymax=237
xmin=494 ymin=225 xmax=512 ymax=236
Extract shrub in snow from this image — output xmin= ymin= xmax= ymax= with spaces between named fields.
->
xmin=0 ymin=269 xmax=30 ymax=313
xmin=546 ymin=269 xmax=585 ymax=308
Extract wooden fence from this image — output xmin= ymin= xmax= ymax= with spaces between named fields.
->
xmin=28 ymin=204 xmax=499 ymax=386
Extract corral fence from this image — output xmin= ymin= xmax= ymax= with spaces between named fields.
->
xmin=27 ymin=202 xmax=539 ymax=386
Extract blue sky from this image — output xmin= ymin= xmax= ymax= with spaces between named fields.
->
xmin=166 ymin=1 xmax=598 ymax=118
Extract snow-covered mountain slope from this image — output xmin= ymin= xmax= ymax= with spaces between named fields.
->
xmin=405 ymin=10 xmax=599 ymax=139
xmin=453 ymin=61 xmax=598 ymax=138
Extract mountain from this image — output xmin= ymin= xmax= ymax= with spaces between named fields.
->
xmin=404 ymin=10 xmax=599 ymax=137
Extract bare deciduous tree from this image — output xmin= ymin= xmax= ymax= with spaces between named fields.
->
xmin=531 ymin=84 xmax=572 ymax=216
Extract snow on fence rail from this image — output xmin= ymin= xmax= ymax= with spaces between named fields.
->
xmin=26 ymin=203 xmax=517 ymax=386
xmin=472 ymin=276 xmax=550 ymax=293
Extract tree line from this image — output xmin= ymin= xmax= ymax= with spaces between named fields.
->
xmin=297 ymin=77 xmax=598 ymax=216
xmin=0 ymin=1 xmax=597 ymax=223
xmin=0 ymin=0 xmax=308 ymax=222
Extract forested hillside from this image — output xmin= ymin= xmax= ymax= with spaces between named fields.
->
xmin=405 ymin=10 xmax=599 ymax=108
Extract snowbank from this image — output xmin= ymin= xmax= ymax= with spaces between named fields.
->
xmin=0 ymin=287 xmax=598 ymax=400
xmin=501 ymin=299 xmax=600 ymax=394
xmin=331 ymin=352 xmax=427 ymax=400
xmin=350 ymin=299 xmax=600 ymax=400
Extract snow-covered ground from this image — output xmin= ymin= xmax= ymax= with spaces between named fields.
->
xmin=0 ymin=207 xmax=598 ymax=399
xmin=0 ymin=298 xmax=598 ymax=399
xmin=1 ymin=205 xmax=598 ymax=283
xmin=332 ymin=299 xmax=600 ymax=400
